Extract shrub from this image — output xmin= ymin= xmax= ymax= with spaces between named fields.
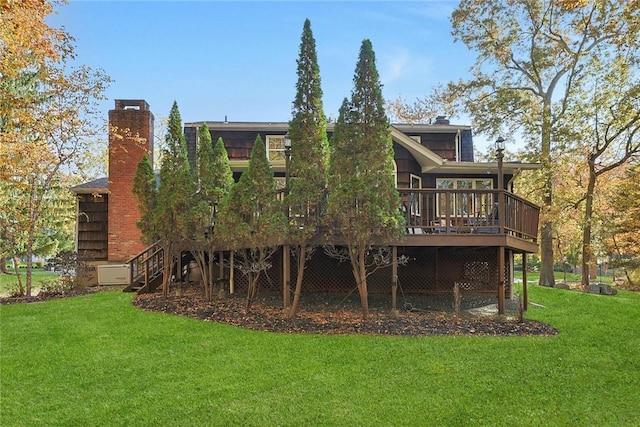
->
xmin=37 ymin=275 xmax=84 ymax=297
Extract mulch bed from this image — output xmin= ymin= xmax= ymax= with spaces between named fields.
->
xmin=1 ymin=284 xmax=558 ymax=336
xmin=132 ymin=288 xmax=558 ymax=337
xmin=0 ymin=288 xmax=99 ymax=305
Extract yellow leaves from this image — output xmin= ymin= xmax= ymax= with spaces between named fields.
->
xmin=555 ymin=0 xmax=590 ymax=10
xmin=0 ymin=0 xmax=70 ymax=78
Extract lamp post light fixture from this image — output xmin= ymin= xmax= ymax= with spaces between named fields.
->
xmin=205 ymin=200 xmax=218 ymax=239
xmin=284 ymin=132 xmax=292 ymax=195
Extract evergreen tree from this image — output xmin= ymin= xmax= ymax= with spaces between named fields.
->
xmin=196 ymin=124 xmax=234 ymax=205
xmin=132 ymin=154 xmax=157 ymax=244
xmin=286 ymin=19 xmax=329 ymax=318
xmin=191 ymin=124 xmax=234 ymax=300
xmin=155 ymin=101 xmax=197 ymax=296
xmin=326 ymin=40 xmax=404 ymax=319
xmin=217 ymin=135 xmax=286 ymax=313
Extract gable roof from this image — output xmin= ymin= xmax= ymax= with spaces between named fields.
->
xmin=390 ymin=126 xmax=445 ymax=172
xmin=71 ymin=177 xmax=109 ymax=194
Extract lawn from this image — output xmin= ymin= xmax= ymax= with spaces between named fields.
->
xmin=1 ymin=286 xmax=638 ymax=426
xmin=0 ymin=270 xmax=60 ymax=296
xmin=514 ymin=270 xmax=614 ymax=284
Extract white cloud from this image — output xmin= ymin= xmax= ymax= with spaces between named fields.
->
xmin=381 ymin=48 xmax=411 ymax=84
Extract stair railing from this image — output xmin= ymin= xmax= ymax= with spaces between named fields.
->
xmin=127 ymin=241 xmax=164 ymax=292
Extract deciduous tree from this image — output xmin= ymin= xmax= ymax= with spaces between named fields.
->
xmin=560 ymin=55 xmax=640 ymax=288
xmin=1 ymin=0 xmax=110 ymax=295
xmin=438 ymin=0 xmax=639 ymax=286
xmin=606 ymin=161 xmax=640 ymax=285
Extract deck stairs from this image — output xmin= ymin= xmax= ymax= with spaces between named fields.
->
xmin=123 ymin=241 xmax=164 ymax=294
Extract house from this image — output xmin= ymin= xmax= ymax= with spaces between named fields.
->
xmin=72 ymin=100 xmax=540 ymax=313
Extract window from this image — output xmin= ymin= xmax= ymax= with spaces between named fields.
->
xmin=274 ymin=177 xmax=286 ymax=191
xmin=409 ymin=174 xmax=422 ymax=216
xmin=436 ymin=178 xmax=493 ymax=217
xmin=266 ymin=135 xmax=286 ymax=161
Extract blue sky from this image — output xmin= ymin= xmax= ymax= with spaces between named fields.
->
xmin=49 ymin=1 xmax=492 ymax=148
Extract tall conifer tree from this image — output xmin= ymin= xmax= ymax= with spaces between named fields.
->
xmin=326 ymin=40 xmax=404 ymax=319
xmin=191 ymin=124 xmax=234 ymax=300
xmin=286 ymin=19 xmax=329 ymax=318
xmin=155 ymin=101 xmax=196 ymax=296
xmin=217 ymin=135 xmax=286 ymax=313
xmin=132 ymin=154 xmax=157 ymax=244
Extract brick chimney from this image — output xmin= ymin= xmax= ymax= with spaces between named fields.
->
xmin=108 ymin=99 xmax=154 ymax=262
xmin=434 ymin=115 xmax=450 ymax=125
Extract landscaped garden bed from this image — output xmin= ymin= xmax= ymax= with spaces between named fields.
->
xmin=132 ymin=288 xmax=558 ymax=336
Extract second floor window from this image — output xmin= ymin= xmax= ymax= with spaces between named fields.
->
xmin=266 ymin=135 xmax=286 ymax=161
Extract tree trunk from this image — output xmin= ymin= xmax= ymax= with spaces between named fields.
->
xmin=11 ymin=256 xmax=24 ymax=296
xmin=289 ymin=245 xmax=307 ymax=319
xmin=356 ymin=247 xmax=369 ymax=320
xmin=26 ymin=220 xmax=35 ymax=297
xmin=208 ymin=250 xmax=215 ymax=300
xmin=539 ymin=99 xmax=556 ymax=287
xmin=581 ymin=156 xmax=597 ymax=290
xmin=192 ymin=249 xmax=212 ymax=301
xmin=161 ymin=243 xmax=173 ymax=297
xmin=245 ymin=270 xmax=261 ymax=314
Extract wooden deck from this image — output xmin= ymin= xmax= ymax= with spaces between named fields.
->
xmin=394 ymin=188 xmax=539 ymax=253
xmin=304 ymin=188 xmax=540 ymax=253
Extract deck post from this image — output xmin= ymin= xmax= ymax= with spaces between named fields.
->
xmin=391 ymin=246 xmax=399 ymax=315
xmin=229 ymin=251 xmax=235 ymax=294
xmin=283 ymin=245 xmax=291 ymax=309
xmin=522 ymin=253 xmax=528 ymax=311
xmin=498 ymin=246 xmax=505 ymax=315
xmin=218 ymin=251 xmax=225 ymax=294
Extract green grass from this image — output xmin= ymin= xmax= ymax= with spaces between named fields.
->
xmin=514 ymin=270 xmax=614 ymax=284
xmin=0 ymin=269 xmax=60 ymax=296
xmin=1 ymin=287 xmax=639 ymax=426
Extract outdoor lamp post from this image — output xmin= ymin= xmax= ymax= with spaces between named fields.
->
xmin=205 ymin=200 xmax=218 ymax=238
xmin=495 ymin=136 xmax=505 ymax=229
xmin=495 ymin=136 xmax=506 ymax=314
xmin=282 ymin=132 xmax=293 ymax=310
xmin=495 ymin=136 xmax=505 ymax=230
xmin=284 ymin=132 xmax=292 ymax=195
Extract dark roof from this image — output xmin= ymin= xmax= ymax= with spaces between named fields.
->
xmin=71 ymin=177 xmax=108 ymax=194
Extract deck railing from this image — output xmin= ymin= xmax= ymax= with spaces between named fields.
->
xmin=276 ymin=187 xmax=538 ymax=243
xmin=397 ymin=188 xmax=539 ymax=242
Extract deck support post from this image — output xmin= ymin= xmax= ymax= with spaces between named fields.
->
xmin=229 ymin=251 xmax=234 ymax=294
xmin=498 ymin=246 xmax=505 ymax=315
xmin=522 ymin=253 xmax=528 ymax=311
xmin=283 ymin=245 xmax=291 ymax=309
xmin=391 ymin=246 xmax=399 ymax=315
xmin=218 ymin=251 xmax=224 ymax=295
